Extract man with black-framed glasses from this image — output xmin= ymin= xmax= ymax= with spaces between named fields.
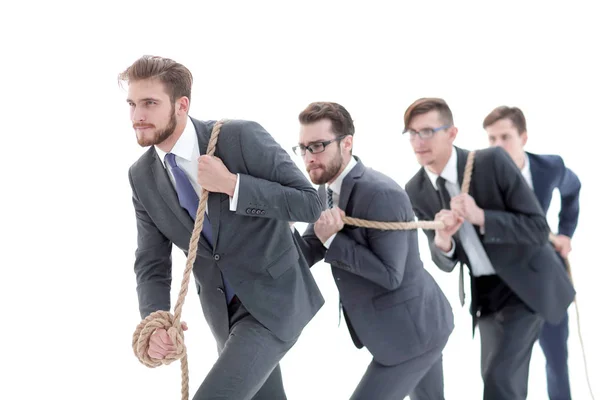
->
xmin=403 ymin=97 xmax=575 ymax=400
xmin=291 ymin=101 xmax=454 ymax=400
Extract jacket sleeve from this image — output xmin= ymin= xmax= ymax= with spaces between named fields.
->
xmin=294 ymin=225 xmax=327 ymax=267
xmin=323 ymin=189 xmax=414 ymax=290
xmin=482 ymin=148 xmax=549 ymax=245
xmin=129 ymin=168 xmax=173 ymax=319
xmin=556 ymin=160 xmax=581 ymax=238
xmin=231 ymin=121 xmax=322 ymax=223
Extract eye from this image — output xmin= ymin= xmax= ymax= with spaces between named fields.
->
xmin=145 ymin=100 xmax=156 ymax=106
xmin=309 ymin=143 xmax=325 ymax=152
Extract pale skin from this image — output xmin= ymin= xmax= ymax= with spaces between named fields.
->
xmin=486 ymin=117 xmax=571 ymax=258
xmin=127 ymin=78 xmax=237 ymax=359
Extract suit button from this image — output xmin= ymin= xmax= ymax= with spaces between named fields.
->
xmin=246 ymin=208 xmax=252 ymax=214
xmin=260 ymin=210 xmax=265 ymax=215
xmin=214 ymin=254 xmax=220 ymax=261
xmin=251 ymin=209 xmax=257 ymax=214
xmin=217 ymin=287 xmax=224 ymax=294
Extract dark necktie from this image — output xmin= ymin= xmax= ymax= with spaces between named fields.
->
xmin=327 ymin=187 xmax=334 ymax=209
xmin=165 ymin=153 xmax=235 ymax=304
xmin=326 ymin=186 xmax=344 ymax=324
xmin=436 ymin=175 xmax=465 ymax=305
xmin=436 ymin=176 xmax=452 ymax=209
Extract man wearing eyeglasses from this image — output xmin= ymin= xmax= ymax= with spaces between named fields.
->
xmin=291 ymin=101 xmax=454 ymax=400
xmin=403 ymin=98 xmax=575 ymax=400
xmin=484 ymin=105 xmax=581 ymax=400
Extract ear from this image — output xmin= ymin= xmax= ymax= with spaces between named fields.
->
xmin=343 ymin=135 xmax=354 ymax=153
xmin=447 ymin=126 xmax=458 ymax=143
xmin=176 ymin=96 xmax=190 ymax=115
xmin=520 ymin=131 xmax=528 ymax=147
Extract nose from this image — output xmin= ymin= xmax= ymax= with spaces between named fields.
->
xmin=303 ymin=151 xmax=317 ymax=163
xmin=131 ymin=107 xmax=146 ymax=122
xmin=410 ymin=134 xmax=426 ymax=145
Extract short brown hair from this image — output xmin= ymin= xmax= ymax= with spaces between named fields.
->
xmin=403 ymin=98 xmax=454 ymax=130
xmin=118 ymin=55 xmax=193 ymax=104
xmin=483 ymin=106 xmax=527 ymax=135
xmin=298 ymin=102 xmax=355 ymax=138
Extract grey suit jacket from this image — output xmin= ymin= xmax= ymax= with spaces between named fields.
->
xmin=405 ymin=146 xmax=575 ymax=326
xmin=128 ymin=118 xmax=325 ymax=343
xmin=295 ymin=157 xmax=454 ymax=366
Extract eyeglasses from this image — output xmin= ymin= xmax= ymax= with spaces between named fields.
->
xmin=292 ymin=135 xmax=348 ymax=156
xmin=403 ymin=125 xmax=451 ymax=140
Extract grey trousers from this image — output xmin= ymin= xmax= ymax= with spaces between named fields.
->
xmin=192 ymin=301 xmax=297 ymax=400
xmin=479 ymin=303 xmax=544 ymax=400
xmin=350 ymin=345 xmax=446 ymax=400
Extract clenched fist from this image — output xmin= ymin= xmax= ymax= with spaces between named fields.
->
xmin=434 ymin=210 xmax=464 ymax=252
xmin=450 ymin=193 xmax=485 ymax=227
xmin=314 ymin=207 xmax=346 ymax=244
xmin=197 ymin=155 xmax=237 ymax=196
xmin=147 ymin=321 xmax=188 ymax=359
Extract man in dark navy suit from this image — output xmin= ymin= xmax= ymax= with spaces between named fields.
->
xmin=484 ymin=106 xmax=581 ymax=400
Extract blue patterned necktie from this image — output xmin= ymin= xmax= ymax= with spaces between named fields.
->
xmin=327 ymin=187 xmax=334 ymax=209
xmin=164 ymin=153 xmax=235 ymax=304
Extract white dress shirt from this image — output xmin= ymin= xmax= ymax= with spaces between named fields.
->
xmin=425 ymin=147 xmax=496 ymax=276
xmin=520 ymin=153 xmax=534 ymax=190
xmin=154 ymin=116 xmax=240 ymax=213
xmin=323 ymin=156 xmax=358 ymax=248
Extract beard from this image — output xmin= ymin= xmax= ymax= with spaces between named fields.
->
xmin=307 ymin=147 xmax=343 ymax=185
xmin=135 ymin=107 xmax=177 ymax=147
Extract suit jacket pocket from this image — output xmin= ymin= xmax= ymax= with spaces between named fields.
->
xmin=266 ymin=245 xmax=299 ymax=279
xmin=372 ymin=285 xmax=420 ymax=311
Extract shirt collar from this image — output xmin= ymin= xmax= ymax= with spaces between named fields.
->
xmin=425 ymin=146 xmax=458 ymax=190
xmin=521 ymin=152 xmax=531 ymax=175
xmin=154 ymin=116 xmax=197 ymax=167
xmin=327 ymin=156 xmax=358 ymax=195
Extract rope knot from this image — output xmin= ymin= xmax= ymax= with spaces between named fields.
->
xmin=132 ymin=310 xmax=187 ymax=368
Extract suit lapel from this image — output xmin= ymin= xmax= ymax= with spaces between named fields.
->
xmin=338 ymin=157 xmax=365 ymax=210
xmin=194 ymin=118 xmax=222 ymax=249
xmin=417 ymin=169 xmax=443 ymax=216
xmin=526 ymin=152 xmax=543 ymax=201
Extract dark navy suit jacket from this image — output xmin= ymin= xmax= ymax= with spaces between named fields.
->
xmin=527 ymin=152 xmax=581 ymax=237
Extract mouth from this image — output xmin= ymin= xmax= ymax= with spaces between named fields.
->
xmin=134 ymin=125 xmax=153 ymax=130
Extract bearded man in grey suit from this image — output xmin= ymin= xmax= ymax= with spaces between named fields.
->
xmin=291 ymin=102 xmax=454 ymax=400
xmin=121 ymin=55 xmax=324 ymax=400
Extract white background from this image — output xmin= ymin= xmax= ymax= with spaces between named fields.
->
xmin=1 ymin=1 xmax=598 ymax=399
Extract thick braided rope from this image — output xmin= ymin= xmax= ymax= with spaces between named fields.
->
xmin=131 ymin=120 xmax=225 ymax=400
xmin=339 ymin=150 xmax=595 ymax=397
xmin=341 ymin=151 xmax=476 ymax=230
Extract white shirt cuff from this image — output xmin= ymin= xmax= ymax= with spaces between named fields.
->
xmin=323 ymin=233 xmax=337 ymax=249
xmin=229 ymin=173 xmax=240 ymax=211
xmin=441 ymin=238 xmax=456 ymax=257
